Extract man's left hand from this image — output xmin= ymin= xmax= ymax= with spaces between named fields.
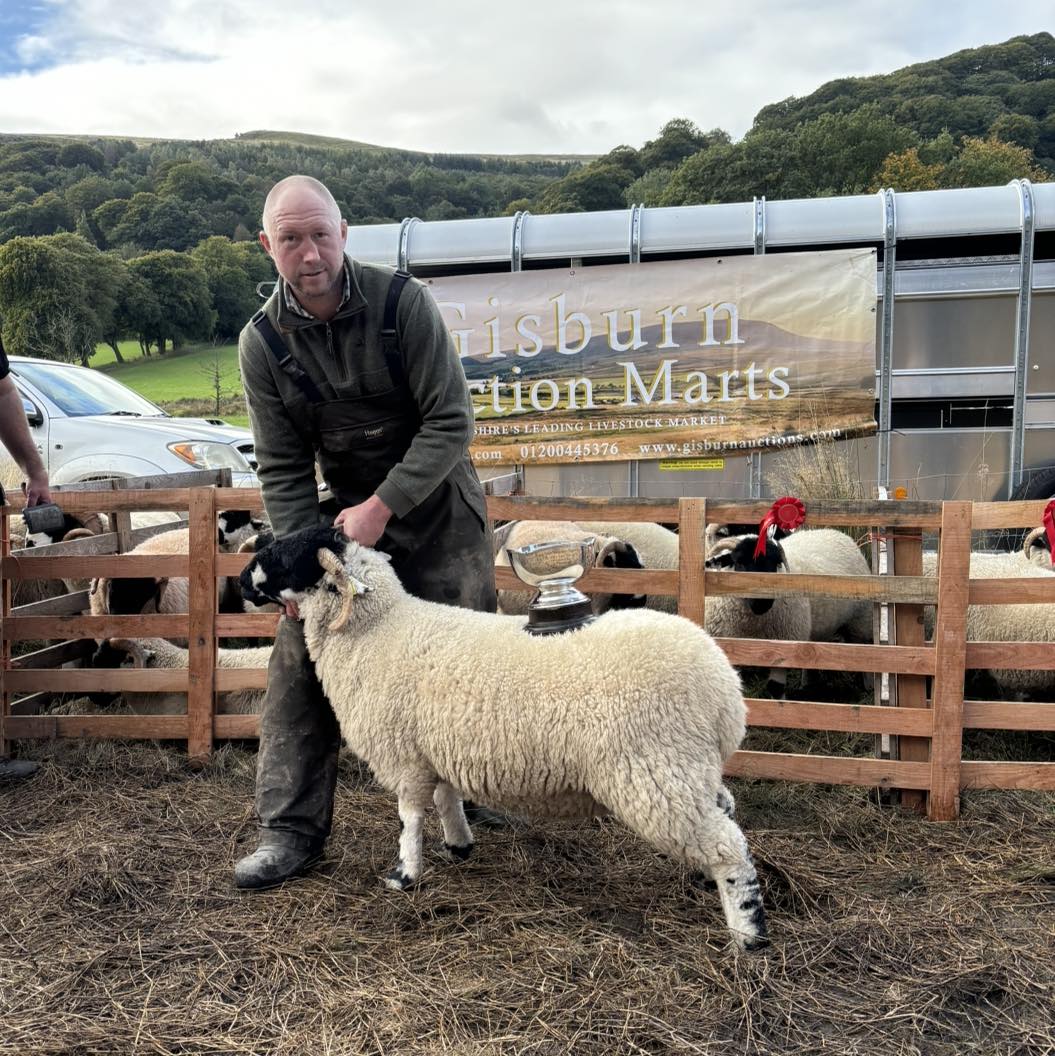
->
xmin=334 ymin=495 xmax=392 ymax=548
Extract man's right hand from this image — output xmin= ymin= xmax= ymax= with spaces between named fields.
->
xmin=283 ymin=599 xmax=301 ymax=620
xmin=23 ymin=472 xmax=52 ymax=508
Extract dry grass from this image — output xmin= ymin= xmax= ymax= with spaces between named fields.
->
xmin=767 ymin=439 xmax=870 ymax=546
xmin=2 ymin=735 xmax=1053 ymax=1056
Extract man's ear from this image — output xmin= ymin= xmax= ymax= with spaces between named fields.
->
xmin=259 ymin=229 xmax=272 ymax=256
xmin=340 ymin=218 xmax=348 ymax=241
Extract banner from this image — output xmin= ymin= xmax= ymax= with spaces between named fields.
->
xmin=426 ymin=250 xmax=877 ymax=467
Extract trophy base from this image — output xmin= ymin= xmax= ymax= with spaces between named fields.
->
xmin=524 ymin=598 xmax=596 ymax=636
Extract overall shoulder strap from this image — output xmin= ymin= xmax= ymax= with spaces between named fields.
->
xmin=251 ymin=309 xmax=325 ymax=405
xmin=380 ymin=270 xmax=412 ymax=388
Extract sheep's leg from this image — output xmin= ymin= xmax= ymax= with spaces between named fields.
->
xmin=384 ymin=779 xmax=435 ymax=891
xmin=766 ymin=667 xmax=788 ymax=699
xmin=692 ymin=785 xmax=737 ymax=887
xmin=433 ymin=782 xmax=474 ymax=862
xmin=606 ymin=773 xmax=769 ymax=951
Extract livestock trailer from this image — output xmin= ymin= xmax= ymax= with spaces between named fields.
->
xmin=345 ymin=182 xmax=1055 ymax=504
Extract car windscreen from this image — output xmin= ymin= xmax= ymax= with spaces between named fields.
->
xmin=12 ymin=362 xmax=167 ymax=418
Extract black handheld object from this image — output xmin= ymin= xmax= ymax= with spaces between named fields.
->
xmin=22 ymin=501 xmax=66 ymax=536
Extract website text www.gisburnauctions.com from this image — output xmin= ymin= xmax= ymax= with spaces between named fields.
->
xmin=637 ymin=427 xmax=845 ymax=457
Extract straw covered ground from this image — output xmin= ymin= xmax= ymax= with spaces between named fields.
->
xmin=1 ymin=735 xmax=1053 ymax=1056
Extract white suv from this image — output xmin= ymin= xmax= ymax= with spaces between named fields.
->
xmin=9 ymin=356 xmax=258 ymax=486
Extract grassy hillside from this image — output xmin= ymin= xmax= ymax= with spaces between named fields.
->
xmin=98 ymin=344 xmax=248 ymax=427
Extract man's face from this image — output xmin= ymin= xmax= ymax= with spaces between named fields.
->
xmin=260 ymin=187 xmax=348 ymax=307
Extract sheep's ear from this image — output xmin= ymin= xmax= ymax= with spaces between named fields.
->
xmin=376 ymin=550 xmax=392 ymax=564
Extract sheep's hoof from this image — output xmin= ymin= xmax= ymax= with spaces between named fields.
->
xmin=383 ymin=867 xmax=418 ymax=891
xmin=737 ymin=931 xmax=771 ymax=953
xmin=438 ymin=841 xmax=473 ymax=863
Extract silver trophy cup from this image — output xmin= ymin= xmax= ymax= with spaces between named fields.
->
xmin=506 ymin=537 xmax=597 ymax=635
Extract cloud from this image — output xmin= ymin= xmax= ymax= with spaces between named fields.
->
xmin=0 ymin=0 xmax=1047 ymax=154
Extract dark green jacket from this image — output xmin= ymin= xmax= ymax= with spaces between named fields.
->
xmin=238 ymin=257 xmax=475 ymax=539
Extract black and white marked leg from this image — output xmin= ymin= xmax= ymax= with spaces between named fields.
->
xmin=707 ymin=819 xmax=769 ymax=952
xmin=693 ymin=786 xmax=737 ymax=888
xmin=433 ymin=781 xmax=473 ymax=862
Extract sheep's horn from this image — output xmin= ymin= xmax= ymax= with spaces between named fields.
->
xmin=81 ymin=513 xmax=106 ymax=535
xmin=707 ymin=536 xmax=741 ymax=559
xmin=317 ymin=548 xmax=355 ymax=632
xmin=1022 ymin=525 xmax=1047 ymax=557
xmin=63 ymin=527 xmax=94 ymax=541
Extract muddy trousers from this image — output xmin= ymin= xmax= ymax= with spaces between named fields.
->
xmin=253 ymin=532 xmax=498 ymax=847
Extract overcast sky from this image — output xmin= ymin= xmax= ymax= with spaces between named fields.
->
xmin=0 ymin=1 xmax=1050 ymax=156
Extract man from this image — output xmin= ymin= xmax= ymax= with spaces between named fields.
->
xmin=0 ymin=334 xmax=52 ymax=781
xmin=234 ymin=175 xmax=497 ymax=890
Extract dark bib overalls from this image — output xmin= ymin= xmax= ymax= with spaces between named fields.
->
xmin=250 ymin=277 xmax=497 ymax=848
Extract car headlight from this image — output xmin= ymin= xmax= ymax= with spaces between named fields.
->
xmin=168 ymin=441 xmax=250 ymax=471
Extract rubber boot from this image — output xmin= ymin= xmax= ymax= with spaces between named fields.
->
xmin=235 ymin=831 xmax=325 ymax=891
xmin=236 ymin=617 xmax=340 ymax=891
xmin=0 ymin=757 xmax=39 ymax=781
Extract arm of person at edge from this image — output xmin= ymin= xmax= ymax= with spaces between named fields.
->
xmin=0 ymin=376 xmax=52 ymax=507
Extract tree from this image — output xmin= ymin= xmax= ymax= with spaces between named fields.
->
xmin=0 ymin=234 xmax=113 ymax=366
xmin=870 ymin=148 xmax=943 ymax=192
xmin=190 ymin=235 xmax=272 ymax=339
xmin=942 ymin=135 xmax=1048 ymax=187
xmin=128 ymin=250 xmax=215 ymax=354
xmin=640 ymin=119 xmax=728 ymax=170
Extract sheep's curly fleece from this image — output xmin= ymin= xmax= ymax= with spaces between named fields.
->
xmin=923 ymin=549 xmax=1055 ymax=696
xmin=781 ymin=529 xmax=873 ymax=642
xmin=301 ymin=545 xmax=746 ymax=841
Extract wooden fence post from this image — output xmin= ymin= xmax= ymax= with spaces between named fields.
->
xmin=186 ymin=488 xmax=216 ymax=762
xmin=928 ymin=501 xmax=971 ymax=820
xmin=677 ymin=498 xmax=707 ymax=626
xmin=892 ymin=527 xmax=929 ymax=812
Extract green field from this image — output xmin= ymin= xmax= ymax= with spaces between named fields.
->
xmin=94 ymin=341 xmax=248 ymax=426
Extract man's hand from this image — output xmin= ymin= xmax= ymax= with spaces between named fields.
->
xmin=283 ymin=599 xmax=300 ymax=620
xmin=334 ymin=495 xmax=392 ymax=547
xmin=23 ymin=472 xmax=52 ymax=508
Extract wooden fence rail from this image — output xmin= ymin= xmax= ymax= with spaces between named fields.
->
xmin=3 ymin=486 xmax=1055 ymax=818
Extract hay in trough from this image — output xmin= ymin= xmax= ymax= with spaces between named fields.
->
xmin=1 ymin=735 xmax=1053 ymax=1056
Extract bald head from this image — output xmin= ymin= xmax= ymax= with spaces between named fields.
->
xmin=262 ymin=175 xmax=341 ymax=238
xmin=259 ymin=175 xmax=348 ymax=318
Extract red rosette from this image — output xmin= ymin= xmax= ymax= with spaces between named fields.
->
xmin=1044 ymin=499 xmax=1055 ymax=567
xmin=753 ymin=496 xmax=806 ymax=560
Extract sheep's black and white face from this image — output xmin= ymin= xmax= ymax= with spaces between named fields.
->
xmin=705 ymin=534 xmax=787 ymax=615
xmin=218 ymin=510 xmax=269 ymax=550
xmin=238 ymin=526 xmax=351 ymax=608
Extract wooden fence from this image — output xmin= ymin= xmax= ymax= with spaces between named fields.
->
xmin=2 ymin=486 xmax=1054 ymax=821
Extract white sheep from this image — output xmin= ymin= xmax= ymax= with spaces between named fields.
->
xmin=779 ymin=529 xmax=873 ymax=643
xmin=242 ymin=528 xmax=770 ymax=951
xmin=88 ymin=511 xmax=273 ymax=627
xmin=579 ymin=520 xmax=811 ymax=698
xmin=493 ymin=519 xmax=644 ymax=615
xmin=923 ymin=548 xmax=1055 ymax=698
xmin=92 ymin=636 xmax=270 ymax=715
